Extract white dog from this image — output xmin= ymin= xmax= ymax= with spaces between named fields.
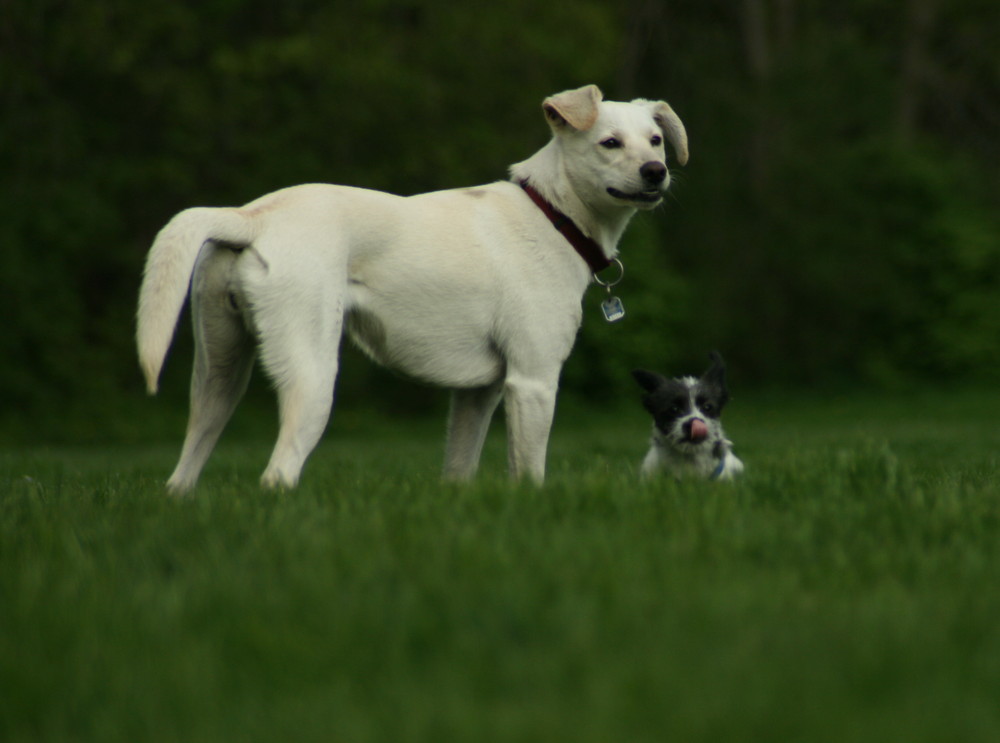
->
xmin=137 ymin=84 xmax=688 ymax=492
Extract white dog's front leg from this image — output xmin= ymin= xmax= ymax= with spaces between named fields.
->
xmin=443 ymin=382 xmax=504 ymax=481
xmin=503 ymin=374 xmax=558 ymax=484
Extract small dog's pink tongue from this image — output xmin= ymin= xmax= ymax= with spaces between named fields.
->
xmin=689 ymin=418 xmax=709 ymax=442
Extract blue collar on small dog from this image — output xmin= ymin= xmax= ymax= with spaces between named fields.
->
xmin=709 ymin=458 xmax=726 ymax=480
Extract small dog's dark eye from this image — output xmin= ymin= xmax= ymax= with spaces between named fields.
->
xmin=600 ymin=138 xmax=622 ymax=149
xmin=651 ymin=134 xmax=663 ymax=146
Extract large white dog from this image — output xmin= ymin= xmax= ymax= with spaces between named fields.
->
xmin=137 ymin=84 xmax=688 ymax=492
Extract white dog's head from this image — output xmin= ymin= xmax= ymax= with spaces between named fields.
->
xmin=540 ymin=85 xmax=688 ymax=212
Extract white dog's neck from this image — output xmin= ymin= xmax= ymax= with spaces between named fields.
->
xmin=510 ymin=144 xmax=635 ymax=258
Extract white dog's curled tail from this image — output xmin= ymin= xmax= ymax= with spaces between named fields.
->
xmin=136 ymin=207 xmax=254 ymax=394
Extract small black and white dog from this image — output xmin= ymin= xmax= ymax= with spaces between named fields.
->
xmin=632 ymin=352 xmax=744 ymax=480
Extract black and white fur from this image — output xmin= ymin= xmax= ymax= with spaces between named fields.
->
xmin=632 ymin=352 xmax=743 ymax=480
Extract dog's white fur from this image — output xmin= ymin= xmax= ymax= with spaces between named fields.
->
xmin=642 ymin=433 xmax=744 ymax=480
xmin=137 ymin=85 xmax=688 ymax=492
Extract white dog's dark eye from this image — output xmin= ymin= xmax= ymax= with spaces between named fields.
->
xmin=651 ymin=135 xmax=663 ymax=146
xmin=600 ymin=138 xmax=622 ymax=149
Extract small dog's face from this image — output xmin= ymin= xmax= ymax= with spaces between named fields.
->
xmin=632 ymin=352 xmax=730 ymax=452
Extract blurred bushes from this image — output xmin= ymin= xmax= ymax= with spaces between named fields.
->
xmin=1 ymin=0 xmax=998 ymax=438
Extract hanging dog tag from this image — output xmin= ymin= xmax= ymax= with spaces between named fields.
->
xmin=594 ymin=258 xmax=626 ymax=323
xmin=601 ymin=295 xmax=625 ymax=322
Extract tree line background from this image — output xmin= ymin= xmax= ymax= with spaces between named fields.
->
xmin=2 ymin=0 xmax=999 ymax=441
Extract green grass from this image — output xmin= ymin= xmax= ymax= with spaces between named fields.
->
xmin=3 ymin=389 xmax=1000 ymax=742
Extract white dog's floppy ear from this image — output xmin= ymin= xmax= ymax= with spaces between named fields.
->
xmin=543 ymin=85 xmax=603 ymax=132
xmin=638 ymin=99 xmax=689 ymax=166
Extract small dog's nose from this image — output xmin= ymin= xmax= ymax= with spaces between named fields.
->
xmin=640 ymin=161 xmax=667 ymax=185
xmin=687 ymin=418 xmax=709 ymax=443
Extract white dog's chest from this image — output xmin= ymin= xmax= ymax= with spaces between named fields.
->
xmin=344 ymin=292 xmax=505 ymax=387
xmin=344 ymin=264 xmax=583 ymax=389
xmin=336 ymin=186 xmax=588 ymax=388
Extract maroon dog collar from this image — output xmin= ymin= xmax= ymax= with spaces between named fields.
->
xmin=519 ymin=180 xmax=612 ymax=273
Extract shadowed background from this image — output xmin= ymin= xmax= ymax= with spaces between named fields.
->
xmin=3 ymin=0 xmax=998 ymax=443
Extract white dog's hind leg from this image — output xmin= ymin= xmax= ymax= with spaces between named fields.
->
xmin=167 ymin=246 xmax=255 ymax=494
xmin=256 ymin=285 xmax=344 ymax=490
xmin=443 ymin=382 xmax=504 ymax=481
xmin=260 ymin=374 xmax=335 ymax=489
xmin=503 ymin=372 xmax=559 ymax=484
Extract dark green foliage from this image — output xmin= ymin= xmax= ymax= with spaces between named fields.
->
xmin=1 ymin=1 xmax=998 ymax=432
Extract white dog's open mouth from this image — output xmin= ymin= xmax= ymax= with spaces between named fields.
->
xmin=606 ymin=187 xmax=663 ymax=204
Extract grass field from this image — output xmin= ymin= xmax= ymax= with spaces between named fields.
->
xmin=2 ymin=389 xmax=1000 ymax=742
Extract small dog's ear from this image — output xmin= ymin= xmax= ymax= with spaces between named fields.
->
xmin=702 ymin=352 xmax=730 ymax=401
xmin=543 ymin=85 xmax=603 ymax=132
xmin=632 ymin=369 xmax=664 ymax=394
xmin=705 ymin=351 xmax=725 ymax=375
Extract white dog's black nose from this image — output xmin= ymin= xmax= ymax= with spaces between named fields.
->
xmin=640 ymin=161 xmax=667 ymax=185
